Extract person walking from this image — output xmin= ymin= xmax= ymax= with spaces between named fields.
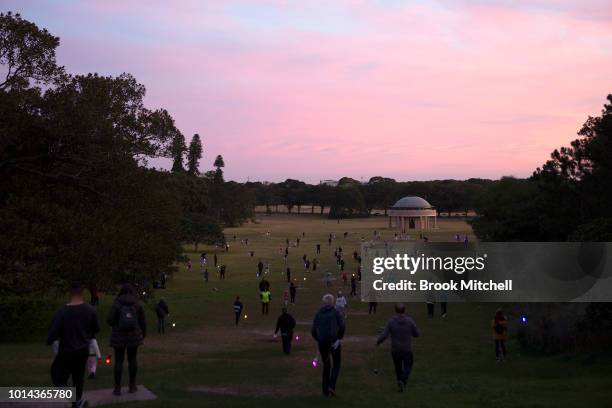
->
xmin=376 ymin=303 xmax=420 ymax=392
xmin=286 ymin=267 xmax=291 ymax=283
xmin=316 ymin=243 xmax=321 ymax=254
xmin=324 ymin=270 xmax=332 ymax=287
xmin=491 ymin=309 xmax=508 ymax=361
xmin=426 ymin=291 xmax=435 ymax=318
xmin=155 ymin=297 xmax=169 ymax=334
xmin=289 ymin=282 xmax=297 ymax=304
xmin=47 ymin=283 xmax=100 ymax=408
xmin=335 ymin=291 xmax=347 ymax=317
xmin=257 ymin=260 xmax=264 ymax=277
xmin=107 ymin=284 xmax=146 ymax=396
xmin=350 ymin=274 xmax=357 ymax=297
xmin=311 ymin=294 xmax=346 ymax=397
xmin=275 ymin=308 xmax=297 ymax=355
xmin=368 ymin=289 xmax=378 ymax=314
xmin=233 ymin=296 xmax=243 ymax=325
xmin=261 ymin=289 xmax=271 ymax=315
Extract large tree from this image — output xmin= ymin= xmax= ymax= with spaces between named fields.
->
xmin=187 ymin=133 xmax=202 ymax=176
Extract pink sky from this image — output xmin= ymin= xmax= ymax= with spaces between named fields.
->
xmin=5 ymin=0 xmax=612 ymax=182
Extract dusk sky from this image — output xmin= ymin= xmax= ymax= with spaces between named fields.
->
xmin=5 ymin=0 xmax=612 ymax=182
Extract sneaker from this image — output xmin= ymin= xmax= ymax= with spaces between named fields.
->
xmin=328 ymin=388 xmax=336 ymax=397
xmin=129 ymin=383 xmax=138 ymax=394
xmin=113 ymin=386 xmax=121 ymax=396
xmin=397 ymin=382 xmax=404 ymax=392
xmin=88 ymin=373 xmax=95 ymax=379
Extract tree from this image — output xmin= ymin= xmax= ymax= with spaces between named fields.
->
xmin=171 ymin=132 xmax=186 ymax=173
xmin=0 ymin=12 xmax=64 ymax=91
xmin=181 ymin=212 xmax=224 ymax=251
xmin=213 ymin=154 xmax=225 ymax=183
xmin=186 ymin=133 xmax=202 ymax=176
xmin=0 ymin=15 xmax=188 ymax=338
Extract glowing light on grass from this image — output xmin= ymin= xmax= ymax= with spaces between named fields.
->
xmin=295 ymin=335 xmax=300 ymax=341
xmin=312 ymin=357 xmax=319 ymax=368
xmin=520 ymin=315 xmax=528 ymax=324
xmin=244 ymin=314 xmax=248 ymax=319
xmin=105 ymin=355 xmax=111 ymax=365
xmin=172 ymin=323 xmax=176 ymax=327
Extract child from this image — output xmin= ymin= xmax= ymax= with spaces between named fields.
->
xmin=87 ymin=338 xmax=101 ymax=379
xmin=491 ymin=309 xmax=508 ymax=361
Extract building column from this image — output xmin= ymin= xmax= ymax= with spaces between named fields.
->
xmin=388 ymin=216 xmax=392 ymax=229
xmin=401 ymin=216 xmax=406 ymax=233
xmin=434 ymin=216 xmax=437 ymax=229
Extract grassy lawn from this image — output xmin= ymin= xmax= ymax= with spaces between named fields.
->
xmin=1 ymin=214 xmax=610 ymax=407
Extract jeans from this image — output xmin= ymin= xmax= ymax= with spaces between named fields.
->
xmin=318 ymin=341 xmax=341 ymax=395
xmin=158 ymin=316 xmax=165 ymax=334
xmin=235 ymin=312 xmax=241 ymax=325
xmin=114 ymin=346 xmax=138 ymax=387
xmin=368 ymin=302 xmax=377 ymax=314
xmin=51 ymin=348 xmax=88 ymax=401
xmin=391 ymin=351 xmax=413 ymax=385
xmin=495 ymin=340 xmax=506 ymax=358
xmin=261 ymin=302 xmax=269 ymax=315
xmin=281 ymin=331 xmax=293 ymax=355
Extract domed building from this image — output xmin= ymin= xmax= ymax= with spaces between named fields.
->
xmin=388 ymin=196 xmax=437 ymax=231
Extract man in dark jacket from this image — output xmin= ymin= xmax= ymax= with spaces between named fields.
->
xmin=107 ymin=284 xmax=146 ymax=396
xmin=311 ymin=294 xmax=346 ymax=397
xmin=47 ymin=283 xmax=99 ymax=408
xmin=155 ymin=298 xmax=169 ymax=334
xmin=376 ymin=303 xmax=420 ymax=392
xmin=274 ymin=308 xmax=297 ymax=355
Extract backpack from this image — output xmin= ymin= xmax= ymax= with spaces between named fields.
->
xmin=117 ymin=304 xmax=138 ymax=332
xmin=315 ymin=308 xmax=339 ymax=342
xmin=494 ymin=320 xmax=505 ymax=335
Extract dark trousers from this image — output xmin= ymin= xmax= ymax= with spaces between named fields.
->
xmin=158 ymin=316 xmax=165 ymax=334
xmin=235 ymin=312 xmax=241 ymax=325
xmin=287 ymin=274 xmax=291 ymax=283
xmin=51 ymin=348 xmax=88 ymax=401
xmin=391 ymin=351 xmax=414 ymax=385
xmin=427 ymin=303 xmax=434 ymax=318
xmin=261 ymin=302 xmax=269 ymax=315
xmin=290 ymin=292 xmax=296 ymax=304
xmin=281 ymin=332 xmax=293 ymax=354
xmin=113 ymin=346 xmax=138 ymax=387
xmin=318 ymin=341 xmax=341 ymax=396
xmin=495 ymin=340 xmax=506 ymax=358
xmin=368 ymin=302 xmax=377 ymax=314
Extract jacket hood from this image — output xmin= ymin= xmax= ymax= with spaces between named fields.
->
xmin=319 ymin=304 xmax=335 ymax=313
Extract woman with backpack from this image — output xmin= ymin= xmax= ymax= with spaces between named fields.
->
xmin=107 ymin=284 xmax=146 ymax=396
xmin=491 ymin=309 xmax=507 ymax=361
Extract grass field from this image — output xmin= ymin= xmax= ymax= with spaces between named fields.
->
xmin=1 ymin=215 xmax=610 ymax=407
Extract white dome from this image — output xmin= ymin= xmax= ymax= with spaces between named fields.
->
xmin=391 ymin=196 xmax=432 ymax=209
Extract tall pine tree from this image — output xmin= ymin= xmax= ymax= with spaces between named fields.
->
xmin=187 ymin=133 xmax=203 ymax=176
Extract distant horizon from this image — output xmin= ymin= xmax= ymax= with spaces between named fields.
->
xmin=5 ymin=1 xmax=612 ymax=183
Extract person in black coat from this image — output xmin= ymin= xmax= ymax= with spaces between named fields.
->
xmin=155 ymin=298 xmax=169 ymax=334
xmin=107 ymin=284 xmax=146 ymax=396
xmin=275 ymin=308 xmax=296 ymax=355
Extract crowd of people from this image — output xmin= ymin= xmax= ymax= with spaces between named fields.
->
xmin=46 ymin=227 xmax=506 ymax=405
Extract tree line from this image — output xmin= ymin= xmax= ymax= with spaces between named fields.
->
xmin=0 ymin=12 xmax=253 ymax=337
xmin=246 ymin=177 xmax=493 ymax=218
